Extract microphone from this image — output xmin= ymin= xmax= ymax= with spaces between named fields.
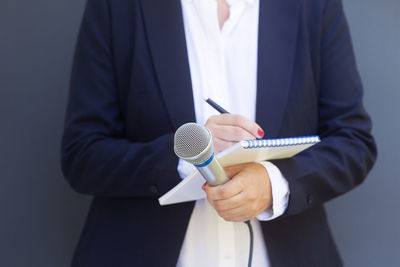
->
xmin=174 ymin=123 xmax=229 ymax=186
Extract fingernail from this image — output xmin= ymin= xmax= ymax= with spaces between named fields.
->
xmin=202 ymin=182 xmax=208 ymax=190
xmin=258 ymin=129 xmax=264 ymax=137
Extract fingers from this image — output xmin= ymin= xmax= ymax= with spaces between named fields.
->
xmin=213 ymin=192 xmax=246 ymax=211
xmin=206 ymin=114 xmax=264 ymax=139
xmin=205 ymin=114 xmax=264 ymax=153
xmin=214 ymin=194 xmax=266 ymax=222
xmin=205 ymin=176 xmax=244 ymax=201
xmin=213 ymin=114 xmax=264 ymax=138
xmin=218 ymin=205 xmax=256 ymax=222
xmin=203 ymin=163 xmax=273 ymax=222
xmin=214 ymin=196 xmax=268 ymax=222
xmin=213 ymin=138 xmax=237 ymax=154
xmin=204 ymin=163 xmax=258 ymax=202
xmin=205 ymin=186 xmax=252 ymax=221
xmin=213 ymin=125 xmax=255 ymax=142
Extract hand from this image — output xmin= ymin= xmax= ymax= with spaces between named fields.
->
xmin=205 ymin=114 xmax=264 ymax=153
xmin=202 ymin=163 xmax=272 ymax=222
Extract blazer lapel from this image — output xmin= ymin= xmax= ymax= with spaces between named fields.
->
xmin=256 ymin=0 xmax=302 ymax=138
xmin=140 ymin=0 xmax=196 ymax=130
xmin=141 ymin=0 xmax=301 ymax=134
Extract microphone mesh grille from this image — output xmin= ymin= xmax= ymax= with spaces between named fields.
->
xmin=174 ymin=123 xmax=210 ymax=158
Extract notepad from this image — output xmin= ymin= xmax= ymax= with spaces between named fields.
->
xmin=159 ymin=136 xmax=320 ymax=205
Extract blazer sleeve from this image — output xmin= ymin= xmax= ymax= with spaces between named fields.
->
xmin=61 ymin=0 xmax=180 ymax=197
xmin=271 ymin=0 xmax=377 ymax=216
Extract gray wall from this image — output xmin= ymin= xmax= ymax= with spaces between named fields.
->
xmin=1 ymin=0 xmax=398 ymax=266
xmin=1 ymin=1 xmax=90 ymax=266
xmin=326 ymin=1 xmax=400 ymax=266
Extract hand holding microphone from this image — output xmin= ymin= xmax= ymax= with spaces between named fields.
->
xmin=174 ymin=118 xmax=272 ymax=222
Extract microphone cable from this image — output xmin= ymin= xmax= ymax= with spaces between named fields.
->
xmin=244 ymin=220 xmax=254 ymax=267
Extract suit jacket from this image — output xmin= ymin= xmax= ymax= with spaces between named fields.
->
xmin=61 ymin=0 xmax=377 ymax=266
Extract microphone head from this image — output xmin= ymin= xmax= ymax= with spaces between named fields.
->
xmin=174 ymin=123 xmax=213 ymax=165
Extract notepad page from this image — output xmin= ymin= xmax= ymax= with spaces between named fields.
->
xmin=159 ymin=136 xmax=320 ymax=205
xmin=158 ymin=170 xmax=205 ymax=205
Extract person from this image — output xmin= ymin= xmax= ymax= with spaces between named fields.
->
xmin=61 ymin=0 xmax=377 ymax=266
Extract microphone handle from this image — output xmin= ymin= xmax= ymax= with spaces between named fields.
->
xmin=196 ymin=155 xmax=229 ymax=186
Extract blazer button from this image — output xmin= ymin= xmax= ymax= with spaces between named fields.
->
xmin=150 ymin=185 xmax=158 ymax=194
xmin=307 ymin=193 xmax=314 ymax=205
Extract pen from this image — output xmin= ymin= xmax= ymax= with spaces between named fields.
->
xmin=204 ymin=98 xmax=230 ymax=114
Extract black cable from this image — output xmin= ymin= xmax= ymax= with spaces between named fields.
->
xmin=244 ymin=220 xmax=254 ymax=267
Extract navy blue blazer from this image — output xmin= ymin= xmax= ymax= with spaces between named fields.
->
xmin=61 ymin=0 xmax=376 ymax=266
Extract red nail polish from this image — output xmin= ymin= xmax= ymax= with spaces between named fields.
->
xmin=258 ymin=129 xmax=264 ymax=137
xmin=202 ymin=182 xmax=208 ymax=190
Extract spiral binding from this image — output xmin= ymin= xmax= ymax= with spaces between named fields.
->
xmin=241 ymin=136 xmax=320 ymax=149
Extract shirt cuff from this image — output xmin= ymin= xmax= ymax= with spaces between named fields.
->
xmin=177 ymin=158 xmax=197 ymax=179
xmin=256 ymin=161 xmax=290 ymax=221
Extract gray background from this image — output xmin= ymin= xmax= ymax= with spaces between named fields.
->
xmin=1 ymin=0 xmax=399 ymax=266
